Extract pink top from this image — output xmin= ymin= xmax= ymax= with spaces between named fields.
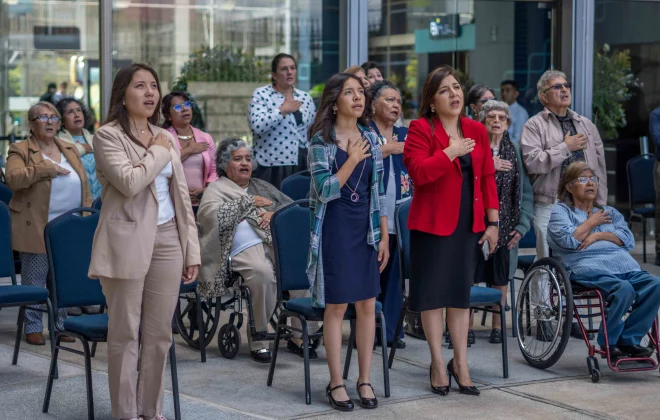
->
xmin=181 ymin=152 xmax=205 ymax=190
xmin=166 ymin=126 xmax=219 ymax=186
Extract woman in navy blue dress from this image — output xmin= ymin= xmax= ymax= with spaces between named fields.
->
xmin=308 ymin=73 xmax=389 ymax=411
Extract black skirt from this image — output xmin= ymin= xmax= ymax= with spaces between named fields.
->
xmin=475 ymin=245 xmax=511 ymax=287
xmin=409 ymin=154 xmax=482 ymax=311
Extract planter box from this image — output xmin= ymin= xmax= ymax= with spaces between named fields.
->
xmin=187 ymin=81 xmax=264 ymax=145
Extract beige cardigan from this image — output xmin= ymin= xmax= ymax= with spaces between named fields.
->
xmin=58 ymin=128 xmax=94 ymax=157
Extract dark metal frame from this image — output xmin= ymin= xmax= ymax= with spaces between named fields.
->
xmin=388 ymin=201 xmax=509 ymax=378
xmin=626 ymin=154 xmax=656 ymax=263
xmin=266 ymin=200 xmax=390 ymax=404
xmin=40 ymin=207 xmax=181 ymax=420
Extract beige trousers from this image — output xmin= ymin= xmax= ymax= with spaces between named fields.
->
xmin=100 ymin=220 xmax=183 ymax=419
xmin=231 ymin=243 xmax=319 ymax=351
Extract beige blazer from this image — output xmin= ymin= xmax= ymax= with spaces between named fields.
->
xmin=5 ymin=136 xmax=92 ymax=254
xmin=88 ymin=121 xmax=200 ymax=280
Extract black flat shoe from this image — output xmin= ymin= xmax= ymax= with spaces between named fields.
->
xmin=618 ymin=344 xmax=654 ymax=358
xmin=326 ymin=383 xmax=354 ymax=411
xmin=286 ymin=339 xmax=318 ymax=360
xmin=468 ymin=329 xmax=476 ymax=346
xmin=356 ymin=382 xmax=378 ymax=409
xmin=429 ymin=365 xmax=449 ymax=396
xmin=536 ymin=320 xmax=555 ymax=342
xmin=601 ymin=345 xmax=623 ymax=359
xmin=447 ymin=358 xmax=480 ymax=396
xmin=488 ymin=328 xmax=503 ymax=344
xmin=250 ymin=349 xmax=272 ymax=364
xmin=391 ymin=338 xmax=406 ymax=349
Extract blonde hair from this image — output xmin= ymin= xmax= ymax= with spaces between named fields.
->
xmin=28 ymin=101 xmax=61 ymax=136
xmin=557 ymin=162 xmax=602 ymax=208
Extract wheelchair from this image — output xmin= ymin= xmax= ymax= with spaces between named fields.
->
xmin=516 ymin=257 xmax=659 ymax=382
xmin=174 ymin=259 xmax=321 ymax=359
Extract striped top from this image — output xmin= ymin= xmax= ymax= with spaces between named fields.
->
xmin=547 ymin=203 xmax=639 ymax=277
xmin=306 ymin=124 xmax=387 ymax=307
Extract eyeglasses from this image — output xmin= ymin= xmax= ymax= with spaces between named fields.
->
xmin=478 ymin=98 xmax=494 ymax=104
xmin=172 ymin=101 xmax=192 ymax=113
xmin=543 ymin=82 xmax=572 ymax=93
xmin=31 ymin=115 xmax=60 ymax=123
xmin=574 ymin=176 xmax=598 ymax=184
xmin=486 ymin=114 xmax=508 ymax=122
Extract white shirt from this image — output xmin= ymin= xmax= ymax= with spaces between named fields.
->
xmin=230 ymin=188 xmax=263 ymax=256
xmin=248 ymin=85 xmax=316 ymax=167
xmin=155 ymin=162 xmax=176 ymax=225
xmin=43 ymin=154 xmax=82 ymax=221
xmin=508 ymin=101 xmax=529 ymax=144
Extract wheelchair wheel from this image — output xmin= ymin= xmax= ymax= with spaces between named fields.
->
xmin=218 ymin=323 xmax=241 ymax=359
xmin=516 ymin=257 xmax=574 ymax=369
xmin=175 ymin=297 xmax=221 ymax=351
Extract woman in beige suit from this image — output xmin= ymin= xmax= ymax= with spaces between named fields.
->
xmin=88 ymin=63 xmax=200 ymax=420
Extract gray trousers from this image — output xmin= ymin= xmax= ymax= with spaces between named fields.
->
xmin=20 ymin=252 xmax=67 ymax=334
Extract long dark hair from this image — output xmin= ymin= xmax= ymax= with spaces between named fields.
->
xmin=56 ymin=97 xmax=87 ymax=132
xmin=271 ymin=53 xmax=296 ymax=85
xmin=309 ymin=73 xmax=371 ymax=145
xmin=103 ymin=63 xmax=162 ymax=144
xmin=161 ymin=91 xmax=191 ymax=129
xmin=418 ymin=65 xmax=459 ymax=122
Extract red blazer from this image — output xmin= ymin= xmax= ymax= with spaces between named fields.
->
xmin=403 ymin=116 xmax=498 ymax=236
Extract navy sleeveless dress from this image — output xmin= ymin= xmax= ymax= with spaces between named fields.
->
xmin=322 ymin=149 xmax=381 ymax=304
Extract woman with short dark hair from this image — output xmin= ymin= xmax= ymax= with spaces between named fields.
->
xmin=248 ymin=53 xmax=316 ymax=188
xmin=466 ymin=84 xmax=495 ymax=119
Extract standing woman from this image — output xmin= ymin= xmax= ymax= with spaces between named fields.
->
xmin=308 ymin=73 xmax=388 ymax=411
xmin=368 ymin=80 xmax=411 ymax=348
xmin=162 ymin=91 xmax=218 ymax=207
xmin=404 ymin=65 xmax=499 ymax=396
xmin=88 ymin=63 xmax=200 ymax=420
xmin=344 ymin=66 xmax=371 ymax=89
xmin=56 ymin=98 xmax=103 ymax=199
xmin=248 ymin=53 xmax=316 ymax=188
xmin=466 ymin=84 xmax=495 ymax=119
xmin=5 ymin=101 xmax=91 ymax=345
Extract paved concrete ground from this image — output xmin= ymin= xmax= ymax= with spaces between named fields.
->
xmin=0 ymin=241 xmax=659 ymax=419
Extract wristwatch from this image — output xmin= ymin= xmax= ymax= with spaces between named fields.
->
xmin=487 ymin=221 xmax=500 ymax=228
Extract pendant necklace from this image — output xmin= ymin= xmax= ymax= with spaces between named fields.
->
xmin=178 ymin=135 xmax=194 ymax=140
xmin=335 ymin=151 xmax=367 ymax=203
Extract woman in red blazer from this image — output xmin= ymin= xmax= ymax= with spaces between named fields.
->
xmin=403 ymin=65 xmax=499 ymax=397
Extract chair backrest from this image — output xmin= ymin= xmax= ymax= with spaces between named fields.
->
xmin=0 ymin=183 xmax=12 ymax=206
xmin=395 ymin=200 xmax=411 ymax=280
xmin=518 ymin=225 xmax=537 ymax=249
xmin=280 ymin=172 xmax=311 ymax=201
xmin=45 ymin=208 xmax=105 ymax=309
xmin=92 ymin=198 xmax=102 ymax=210
xmin=627 ymin=154 xmax=656 ymax=207
xmin=271 ymin=200 xmax=312 ymax=299
xmin=0 ymin=202 xmax=16 ymax=284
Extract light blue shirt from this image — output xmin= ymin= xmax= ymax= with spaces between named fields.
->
xmin=547 ymin=203 xmax=639 ymax=278
xmin=508 ymin=101 xmax=529 ymax=144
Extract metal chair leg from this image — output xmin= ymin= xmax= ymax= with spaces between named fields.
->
xmin=81 ymin=339 xmax=95 ymax=420
xmin=267 ymin=318 xmax=284 ymax=387
xmin=91 ymin=342 xmax=98 ymax=358
xmin=378 ymin=313 xmax=390 ymax=397
xmin=499 ymin=303 xmax=509 ymax=378
xmin=342 ymin=320 xmax=356 ymax=380
xmin=195 ymin=290 xmax=206 ymax=363
xmin=42 ymin=334 xmax=61 ymax=414
xmin=643 ymin=219 xmax=647 ymax=263
xmin=301 ymin=320 xmax=312 ymax=405
xmin=12 ymin=306 xmax=25 ymax=365
xmin=510 ymin=277 xmax=518 ymax=338
xmin=45 ymin=299 xmax=58 ymax=379
xmin=388 ymin=297 xmax=408 ymax=368
xmin=169 ymin=338 xmax=181 ymax=420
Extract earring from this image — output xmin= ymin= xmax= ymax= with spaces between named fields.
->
xmin=431 ymin=106 xmax=436 ymax=114
xmin=122 ymin=99 xmax=125 ymax=106
xmin=333 ymin=108 xmax=337 ymax=115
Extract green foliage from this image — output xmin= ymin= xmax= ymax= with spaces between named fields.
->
xmin=592 ymin=44 xmax=639 ymax=139
xmin=174 ymin=45 xmax=268 ymax=84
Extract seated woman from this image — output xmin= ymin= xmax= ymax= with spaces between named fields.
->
xmin=197 ymin=138 xmax=318 ymax=363
xmin=548 ymin=161 xmax=660 ymax=358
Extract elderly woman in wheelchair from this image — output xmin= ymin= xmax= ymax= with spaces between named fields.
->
xmin=547 ymin=162 xmax=660 ymax=359
xmin=197 ymin=138 xmax=318 ymax=363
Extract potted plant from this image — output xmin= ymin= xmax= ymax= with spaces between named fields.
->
xmin=172 ymin=45 xmax=269 ymax=143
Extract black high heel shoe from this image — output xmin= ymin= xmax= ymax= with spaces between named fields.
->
xmin=429 ymin=365 xmax=449 ymax=396
xmin=447 ymin=358 xmax=480 ymax=396
xmin=326 ymin=383 xmax=354 ymax=411
xmin=356 ymin=382 xmax=378 ymax=409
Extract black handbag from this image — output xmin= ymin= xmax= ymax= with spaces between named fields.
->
xmin=404 ymin=310 xmax=426 ymax=341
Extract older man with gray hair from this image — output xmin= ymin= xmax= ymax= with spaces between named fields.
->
xmin=520 ymin=70 xmax=607 ymax=340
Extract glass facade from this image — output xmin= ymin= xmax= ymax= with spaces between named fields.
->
xmin=367 ymin=0 xmax=555 ymax=120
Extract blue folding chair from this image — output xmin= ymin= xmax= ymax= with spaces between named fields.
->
xmin=267 ymin=200 xmax=390 ymax=404
xmin=627 ymin=154 xmax=656 ymax=263
xmin=0 ymin=182 xmax=12 ymax=205
xmin=41 ymin=208 xmax=181 ymax=420
xmin=91 ymin=197 xmax=102 ymax=210
xmin=0 ymin=202 xmax=55 ymax=365
xmin=280 ymin=171 xmax=310 ymax=200
xmin=388 ymin=200 xmax=508 ymax=378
